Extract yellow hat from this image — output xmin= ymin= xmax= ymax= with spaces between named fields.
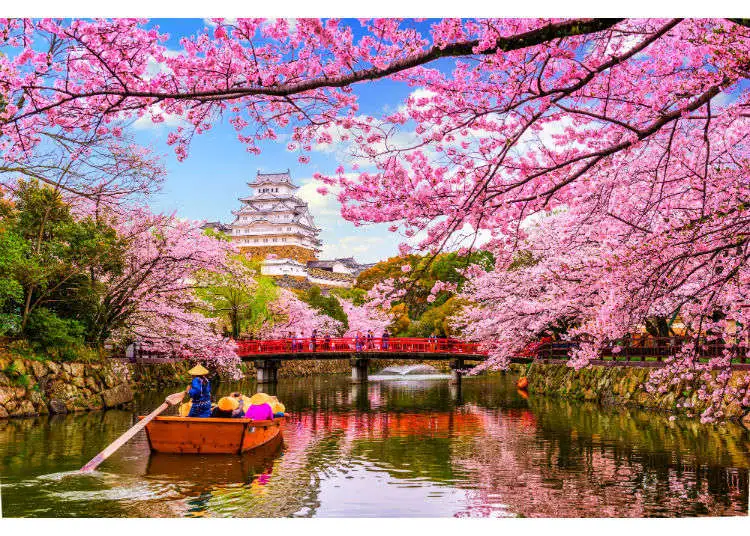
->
xmin=249 ymin=392 xmax=273 ymax=406
xmin=188 ymin=364 xmax=209 ymax=376
xmin=218 ymin=396 xmax=239 ymax=412
xmin=271 ymin=401 xmax=285 ymax=414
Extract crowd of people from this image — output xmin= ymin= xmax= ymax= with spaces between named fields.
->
xmin=282 ymin=329 xmax=392 ymax=352
xmin=182 ymin=364 xmax=286 ymax=420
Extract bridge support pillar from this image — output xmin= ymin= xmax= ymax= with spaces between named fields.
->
xmin=449 ymin=358 xmax=464 ymax=385
xmin=350 ymin=356 xmax=369 ymax=383
xmin=254 ymin=359 xmax=280 ymax=384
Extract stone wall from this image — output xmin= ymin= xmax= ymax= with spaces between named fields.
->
xmin=513 ymin=362 xmax=750 ymax=423
xmin=0 ymin=356 xmax=452 ymax=419
xmin=0 ymin=357 xmax=192 ymax=419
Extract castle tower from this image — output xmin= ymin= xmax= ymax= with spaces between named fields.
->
xmin=229 ymin=170 xmax=321 ymax=263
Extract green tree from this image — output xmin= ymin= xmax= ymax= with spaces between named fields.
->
xmin=355 ymin=250 xmax=494 ymax=327
xmin=195 ymin=255 xmax=278 ymax=338
xmin=1 ymin=181 xmax=127 ymax=351
xmin=297 ymin=286 xmax=349 ymax=332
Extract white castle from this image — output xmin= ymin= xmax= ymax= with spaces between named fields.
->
xmin=204 ymin=170 xmax=372 ymax=288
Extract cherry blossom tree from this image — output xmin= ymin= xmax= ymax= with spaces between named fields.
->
xmin=101 ymin=208 xmax=242 ymax=376
xmin=337 ymin=297 xmax=392 ymax=337
xmin=1 ymin=18 xmax=748 ymax=418
xmin=263 ymin=289 xmax=342 ymax=338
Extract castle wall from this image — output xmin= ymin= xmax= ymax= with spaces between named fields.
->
xmin=239 ymin=245 xmax=317 ymax=263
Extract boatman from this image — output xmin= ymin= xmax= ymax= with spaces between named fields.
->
xmin=185 ymin=364 xmax=212 ymax=418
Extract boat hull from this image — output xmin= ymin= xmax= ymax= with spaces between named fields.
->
xmin=141 ymin=416 xmax=283 ymax=454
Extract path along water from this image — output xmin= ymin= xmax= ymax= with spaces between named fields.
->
xmin=0 ymin=374 xmax=748 ymax=517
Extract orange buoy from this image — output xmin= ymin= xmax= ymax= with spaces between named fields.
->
xmin=517 ymin=377 xmax=529 ymax=390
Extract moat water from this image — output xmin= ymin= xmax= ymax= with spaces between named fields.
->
xmin=0 ymin=374 xmax=748 ymax=517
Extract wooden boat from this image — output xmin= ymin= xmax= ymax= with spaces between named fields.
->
xmin=140 ymin=415 xmax=284 ymax=454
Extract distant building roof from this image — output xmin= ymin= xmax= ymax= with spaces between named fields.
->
xmin=307 ymin=267 xmax=355 ymax=282
xmin=308 ymin=257 xmax=375 ymax=277
xmin=200 ymin=221 xmax=231 ymax=232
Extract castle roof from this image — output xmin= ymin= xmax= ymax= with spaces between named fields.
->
xmin=247 ymin=169 xmax=298 ymax=189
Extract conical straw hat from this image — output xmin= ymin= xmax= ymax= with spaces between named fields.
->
xmin=249 ymin=392 xmax=273 ymax=406
xmin=218 ymin=396 xmax=239 ymax=411
xmin=188 ymin=364 xmax=209 ymax=376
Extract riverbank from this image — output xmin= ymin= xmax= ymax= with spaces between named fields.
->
xmin=4 ymin=354 xmax=748 ymax=425
xmin=0 ymin=356 xmax=451 ymax=419
xmin=0 ymin=357 xmax=196 ymax=418
xmin=511 ymin=362 xmax=750 ymax=425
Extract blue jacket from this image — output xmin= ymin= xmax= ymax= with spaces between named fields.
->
xmin=187 ymin=377 xmax=211 ymax=417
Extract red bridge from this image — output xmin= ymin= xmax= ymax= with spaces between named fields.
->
xmin=235 ymin=337 xmax=489 ymax=384
xmin=235 ymin=337 xmax=484 ymax=357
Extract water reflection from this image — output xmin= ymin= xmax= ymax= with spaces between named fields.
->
xmin=0 ymin=374 xmax=748 ymax=517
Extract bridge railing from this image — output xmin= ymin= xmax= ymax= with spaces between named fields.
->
xmin=235 ymin=337 xmax=483 ymax=356
xmin=534 ymin=337 xmax=748 ymax=364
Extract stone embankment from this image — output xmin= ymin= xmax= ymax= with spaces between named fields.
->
xmin=0 ymin=356 xmax=448 ymax=419
xmin=513 ymin=362 xmax=750 ymax=423
xmin=0 ymin=357 xmax=192 ymax=419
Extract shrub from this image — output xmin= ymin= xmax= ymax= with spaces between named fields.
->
xmin=25 ymin=308 xmax=85 ymax=354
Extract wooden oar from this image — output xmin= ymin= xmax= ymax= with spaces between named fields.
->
xmin=80 ymin=390 xmax=186 ymax=473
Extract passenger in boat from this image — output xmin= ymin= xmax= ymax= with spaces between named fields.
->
xmin=230 ymin=391 xmax=249 ymax=414
xmin=185 ymin=364 xmax=212 ymax=418
xmin=245 ymin=402 xmax=274 ymax=421
xmin=211 ymin=396 xmax=239 ymax=418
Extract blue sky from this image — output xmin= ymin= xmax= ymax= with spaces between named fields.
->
xmin=134 ymin=18 xmax=436 ymax=263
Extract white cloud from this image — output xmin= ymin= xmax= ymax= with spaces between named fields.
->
xmin=143 ymin=50 xmax=180 ymax=81
xmin=203 ymin=18 xmax=238 ymax=28
xmin=132 ymin=106 xmax=188 ymax=130
xmin=296 ymin=177 xmax=343 ymax=218
xmin=320 ymin=235 xmax=388 ymax=260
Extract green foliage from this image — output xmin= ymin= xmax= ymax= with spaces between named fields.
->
xmin=195 ymin=255 xmax=279 ymax=338
xmin=25 ymin=307 xmax=85 ymax=350
xmin=298 ymin=286 xmax=349 ymax=331
xmin=0 ymin=180 xmax=126 ymax=352
xmin=404 ymin=297 xmax=466 ymax=337
xmin=329 ymin=287 xmax=367 ymax=306
xmin=355 ymin=251 xmax=494 ymax=335
xmin=2 ymin=361 xmax=30 ymax=387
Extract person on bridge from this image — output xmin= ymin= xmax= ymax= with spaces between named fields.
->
xmin=355 ymin=331 xmax=363 ymax=352
xmin=382 ymin=329 xmax=390 ymax=350
xmin=323 ymin=332 xmax=331 ymax=351
xmin=366 ymin=330 xmax=374 ymax=350
xmin=311 ymin=329 xmax=318 ymax=352
xmin=291 ymin=332 xmax=299 ymax=352
xmin=185 ymin=364 xmax=212 ymax=418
